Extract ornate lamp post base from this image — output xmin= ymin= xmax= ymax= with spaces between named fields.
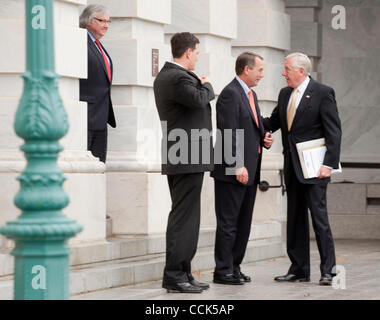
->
xmin=0 ymin=0 xmax=82 ymax=299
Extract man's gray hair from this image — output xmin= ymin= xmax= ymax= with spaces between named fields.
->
xmin=79 ymin=4 xmax=108 ymax=28
xmin=285 ymin=52 xmax=312 ymax=75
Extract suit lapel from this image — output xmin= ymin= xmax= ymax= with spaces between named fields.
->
xmin=280 ymin=87 xmax=292 ymax=127
xmin=88 ymin=36 xmax=111 ymax=82
xmin=251 ymin=89 xmax=262 ymax=130
xmin=253 ymin=91 xmax=265 ymax=135
xmin=291 ymin=78 xmax=315 ymax=129
xmin=102 ymin=45 xmax=113 ymax=81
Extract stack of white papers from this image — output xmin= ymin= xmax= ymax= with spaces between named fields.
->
xmin=296 ymin=138 xmax=342 ymax=179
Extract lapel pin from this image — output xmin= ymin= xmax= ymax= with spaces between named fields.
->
xmin=306 ymin=95 xmax=311 ymax=99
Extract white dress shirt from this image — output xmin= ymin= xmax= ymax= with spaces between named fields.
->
xmin=286 ymin=76 xmax=310 ymax=116
xmin=235 ymin=75 xmax=250 ymax=101
xmin=169 ymin=61 xmax=187 ymax=70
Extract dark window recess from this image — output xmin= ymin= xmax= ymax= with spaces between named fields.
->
xmin=341 ymin=162 xmax=380 ymax=169
xmin=367 ymin=198 xmax=380 ymax=206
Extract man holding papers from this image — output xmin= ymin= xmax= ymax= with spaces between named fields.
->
xmin=263 ymin=52 xmax=342 ymax=286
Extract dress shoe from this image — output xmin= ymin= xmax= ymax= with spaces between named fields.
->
xmin=234 ymin=270 xmax=251 ymax=282
xmin=319 ymin=274 xmax=333 ymax=286
xmin=213 ymin=273 xmax=244 ymax=285
xmin=274 ymin=273 xmax=310 ymax=282
xmin=187 ymin=274 xmax=210 ymax=290
xmin=163 ymin=282 xmax=203 ymax=293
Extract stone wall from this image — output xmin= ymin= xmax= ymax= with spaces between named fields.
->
xmin=0 ymin=0 xmax=107 ymax=248
xmin=286 ymin=0 xmax=380 ymax=239
xmin=0 ymin=0 xmax=292 ymax=243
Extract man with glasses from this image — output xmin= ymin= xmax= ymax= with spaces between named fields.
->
xmin=79 ymin=4 xmax=116 ymax=163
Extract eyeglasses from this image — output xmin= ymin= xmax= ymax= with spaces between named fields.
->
xmin=94 ymin=18 xmax=112 ymax=25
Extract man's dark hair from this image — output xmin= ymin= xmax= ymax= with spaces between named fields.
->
xmin=235 ymin=52 xmax=264 ymax=75
xmin=170 ymin=32 xmax=200 ymax=59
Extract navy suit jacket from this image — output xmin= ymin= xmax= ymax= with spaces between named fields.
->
xmin=263 ymin=78 xmax=341 ymax=185
xmin=211 ymin=78 xmax=265 ymax=186
xmin=80 ymin=35 xmax=116 ymax=131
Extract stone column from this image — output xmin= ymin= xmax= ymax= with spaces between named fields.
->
xmin=164 ymin=0 xmax=237 ymax=228
xmin=87 ymin=0 xmax=173 ymax=235
xmin=232 ymin=0 xmax=290 ymax=224
xmin=285 ymin=0 xmax=322 ymax=80
xmin=313 ymin=0 xmax=380 ymax=239
xmin=0 ymin=0 xmax=107 ymax=247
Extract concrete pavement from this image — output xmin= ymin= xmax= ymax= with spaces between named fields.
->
xmin=72 ymin=239 xmax=380 ymax=300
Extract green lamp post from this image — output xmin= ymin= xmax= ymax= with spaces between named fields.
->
xmin=0 ymin=0 xmax=82 ymax=299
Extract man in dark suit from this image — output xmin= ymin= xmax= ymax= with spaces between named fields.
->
xmin=211 ymin=52 xmax=273 ymax=285
xmin=263 ymin=52 xmax=342 ymax=285
xmin=153 ymin=32 xmax=215 ymax=293
xmin=79 ymin=4 xmax=116 ymax=163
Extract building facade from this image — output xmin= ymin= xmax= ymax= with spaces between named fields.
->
xmin=0 ymin=0 xmax=379 ymax=298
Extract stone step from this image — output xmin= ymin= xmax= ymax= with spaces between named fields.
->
xmin=72 ymin=283 xmax=166 ymax=300
xmin=69 ymin=237 xmax=284 ymax=297
xmin=328 ymin=215 xmax=380 ymax=240
xmin=0 ymin=222 xmax=285 ymax=299
xmin=0 ymin=221 xmax=282 ymax=276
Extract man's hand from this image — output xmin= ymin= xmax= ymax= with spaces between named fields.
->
xmin=263 ymin=132 xmax=274 ymax=149
xmin=317 ymin=166 xmax=331 ymax=179
xmin=236 ymin=167 xmax=249 ymax=185
xmin=198 ymin=75 xmax=210 ymax=85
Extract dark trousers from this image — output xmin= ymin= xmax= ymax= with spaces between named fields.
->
xmin=214 ymin=179 xmax=258 ymax=276
xmin=88 ymin=128 xmax=108 ymax=163
xmin=286 ymin=162 xmax=336 ymax=276
xmin=163 ymin=172 xmax=204 ymax=285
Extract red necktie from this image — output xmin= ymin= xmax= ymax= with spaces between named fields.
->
xmin=95 ymin=39 xmax=112 ymax=82
xmin=248 ymin=90 xmax=261 ymax=153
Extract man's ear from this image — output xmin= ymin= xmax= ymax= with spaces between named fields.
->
xmin=185 ymin=48 xmax=192 ymax=59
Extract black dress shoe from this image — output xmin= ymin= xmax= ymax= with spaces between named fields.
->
xmin=234 ymin=270 xmax=251 ymax=282
xmin=213 ymin=274 xmax=244 ymax=285
xmin=319 ymin=274 xmax=333 ymax=286
xmin=274 ymin=273 xmax=310 ymax=282
xmin=163 ymin=282 xmax=203 ymax=293
xmin=187 ymin=274 xmax=210 ymax=290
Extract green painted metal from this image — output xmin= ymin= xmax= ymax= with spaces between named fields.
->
xmin=0 ymin=0 xmax=82 ymax=300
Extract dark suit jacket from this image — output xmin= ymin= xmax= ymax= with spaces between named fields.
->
xmin=263 ymin=77 xmax=341 ymax=185
xmin=80 ymin=35 xmax=116 ymax=131
xmin=211 ymin=78 xmax=265 ymax=186
xmin=153 ymin=62 xmax=215 ymax=175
